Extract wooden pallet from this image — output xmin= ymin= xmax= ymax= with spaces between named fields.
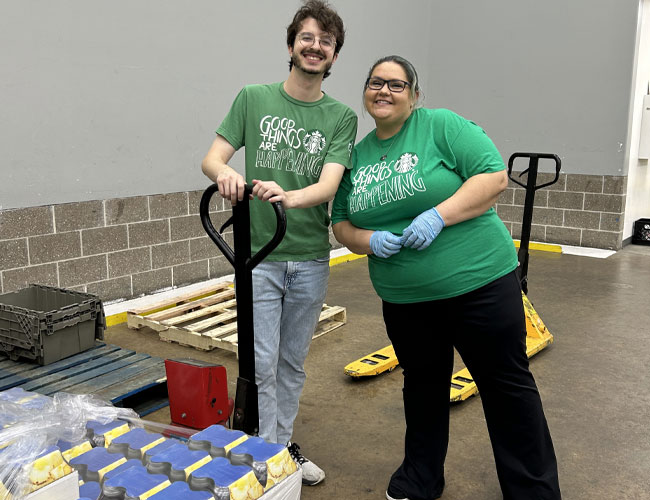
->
xmin=126 ymin=282 xmax=347 ymax=354
xmin=0 ymin=343 xmax=168 ymax=416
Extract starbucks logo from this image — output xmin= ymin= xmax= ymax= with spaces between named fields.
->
xmin=304 ymin=130 xmax=326 ymax=154
xmin=395 ymin=152 xmax=418 ymax=173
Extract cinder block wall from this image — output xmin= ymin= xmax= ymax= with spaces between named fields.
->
xmin=0 ymin=171 xmax=627 ymax=301
xmin=497 ymin=172 xmax=626 ymax=250
xmin=0 ymin=191 xmax=234 ymax=300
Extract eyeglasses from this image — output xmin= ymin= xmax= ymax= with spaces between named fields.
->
xmin=297 ymin=32 xmax=336 ymax=51
xmin=365 ymin=77 xmax=411 ymax=93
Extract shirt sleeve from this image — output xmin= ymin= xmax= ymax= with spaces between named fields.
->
xmin=331 ymin=159 xmax=354 ymax=225
xmin=449 ymin=116 xmax=505 ymax=181
xmin=216 ymin=87 xmax=248 ymax=151
xmin=323 ymin=108 xmax=358 ymax=169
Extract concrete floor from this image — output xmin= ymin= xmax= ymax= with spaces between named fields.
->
xmin=106 ymin=244 xmax=650 ymax=499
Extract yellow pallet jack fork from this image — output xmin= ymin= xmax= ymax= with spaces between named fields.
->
xmin=344 ymin=345 xmax=399 ymax=377
xmin=344 ymin=153 xmax=562 ymax=404
xmin=344 ymin=293 xmax=553 ymax=394
xmin=448 ymin=292 xmax=553 ymax=402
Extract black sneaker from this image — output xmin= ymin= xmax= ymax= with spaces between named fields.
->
xmin=287 ymin=441 xmax=325 ymax=485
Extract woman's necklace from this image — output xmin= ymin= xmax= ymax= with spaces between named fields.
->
xmin=379 ymin=136 xmax=397 ymax=161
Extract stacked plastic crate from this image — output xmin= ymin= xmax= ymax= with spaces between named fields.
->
xmin=0 ymin=285 xmax=105 ymax=365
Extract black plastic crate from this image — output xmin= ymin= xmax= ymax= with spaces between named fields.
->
xmin=0 ymin=284 xmax=105 ymax=365
xmin=632 ymin=218 xmax=650 ymax=246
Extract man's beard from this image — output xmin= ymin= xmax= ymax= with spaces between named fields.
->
xmin=291 ymin=51 xmax=332 ymax=76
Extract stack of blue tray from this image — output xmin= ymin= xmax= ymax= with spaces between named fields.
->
xmin=0 ymin=387 xmax=300 ymax=500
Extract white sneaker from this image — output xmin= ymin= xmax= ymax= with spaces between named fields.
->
xmin=386 ymin=490 xmax=410 ymax=500
xmin=286 ymin=441 xmax=325 ymax=485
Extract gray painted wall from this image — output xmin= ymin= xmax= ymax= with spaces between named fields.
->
xmin=0 ymin=0 xmax=638 ymax=210
xmin=424 ymin=1 xmax=638 ymax=178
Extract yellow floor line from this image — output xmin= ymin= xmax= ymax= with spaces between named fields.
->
xmin=330 ymin=252 xmax=366 ymax=266
xmin=514 ymin=240 xmax=562 ymax=253
xmin=106 ymin=312 xmax=128 ymax=328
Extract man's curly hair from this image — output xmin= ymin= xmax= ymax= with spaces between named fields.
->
xmin=286 ymin=0 xmax=345 ymax=79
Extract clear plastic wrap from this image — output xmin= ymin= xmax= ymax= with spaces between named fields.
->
xmin=0 ymin=392 xmax=138 ymax=499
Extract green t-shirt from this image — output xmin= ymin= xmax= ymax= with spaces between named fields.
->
xmin=217 ymin=82 xmax=357 ymax=261
xmin=331 ymin=108 xmax=517 ymax=303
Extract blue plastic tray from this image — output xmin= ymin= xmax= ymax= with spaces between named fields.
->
xmin=187 ymin=425 xmax=248 ymax=458
xmin=147 ymin=442 xmax=211 ymax=482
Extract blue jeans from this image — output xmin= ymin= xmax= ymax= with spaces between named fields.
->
xmin=251 ymin=258 xmax=329 ymax=444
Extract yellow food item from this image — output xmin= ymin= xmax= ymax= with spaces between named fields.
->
xmin=27 ymin=449 xmax=73 ymax=493
xmin=264 ymin=448 xmax=297 ymax=489
xmin=229 ymin=471 xmax=264 ymax=500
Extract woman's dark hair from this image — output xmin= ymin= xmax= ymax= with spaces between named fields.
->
xmin=286 ymin=0 xmax=345 ymax=79
xmin=364 ymin=55 xmax=422 ymax=102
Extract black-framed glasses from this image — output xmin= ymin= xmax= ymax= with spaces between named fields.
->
xmin=297 ymin=32 xmax=336 ymax=51
xmin=365 ymin=77 xmax=411 ymax=93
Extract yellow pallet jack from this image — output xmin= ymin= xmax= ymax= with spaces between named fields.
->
xmin=344 ymin=153 xmax=562 ymax=403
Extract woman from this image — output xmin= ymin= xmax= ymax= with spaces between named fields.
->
xmin=331 ymin=55 xmax=561 ymax=500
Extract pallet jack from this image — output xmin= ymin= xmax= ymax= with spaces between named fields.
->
xmin=344 ymin=152 xmax=562 ymax=403
xmin=199 ymin=183 xmax=286 ymax=434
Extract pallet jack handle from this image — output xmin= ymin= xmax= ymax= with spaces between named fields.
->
xmin=507 ymin=152 xmax=561 ymax=294
xmin=199 ymin=183 xmax=287 ymax=435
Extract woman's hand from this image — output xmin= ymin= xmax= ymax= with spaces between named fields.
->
xmin=401 ymin=207 xmax=445 ymax=250
xmin=370 ymin=231 xmax=403 ymax=258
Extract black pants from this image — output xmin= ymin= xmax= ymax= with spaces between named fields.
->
xmin=383 ymin=271 xmax=561 ymax=500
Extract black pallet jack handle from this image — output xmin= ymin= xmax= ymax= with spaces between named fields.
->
xmin=507 ymin=152 xmax=561 ymax=295
xmin=200 ymin=183 xmax=287 ymax=435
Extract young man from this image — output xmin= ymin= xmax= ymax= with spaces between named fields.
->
xmin=201 ymin=0 xmax=357 ymax=486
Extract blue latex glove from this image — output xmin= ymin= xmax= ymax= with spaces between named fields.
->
xmin=369 ymin=231 xmax=402 ymax=258
xmin=401 ymin=207 xmax=445 ymax=251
